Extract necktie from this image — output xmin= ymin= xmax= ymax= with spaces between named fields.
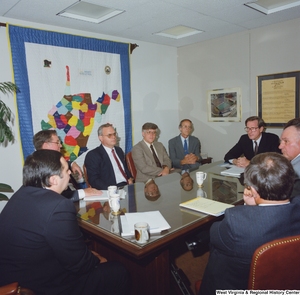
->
xmin=150 ymin=145 xmax=162 ymax=168
xmin=112 ymin=149 xmax=128 ymax=183
xmin=254 ymin=141 xmax=258 ymax=155
xmin=183 ymin=139 xmax=188 ymax=155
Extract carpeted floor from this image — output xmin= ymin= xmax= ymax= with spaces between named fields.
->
xmin=175 ymin=250 xmax=209 ymax=295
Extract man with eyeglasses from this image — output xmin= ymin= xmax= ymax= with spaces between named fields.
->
xmin=224 ymin=116 xmax=280 ymax=167
xmin=84 ymin=123 xmax=133 ymax=190
xmin=33 ymin=130 xmax=102 ymax=201
xmin=279 ymin=118 xmax=300 ymax=197
xmin=131 ymin=122 xmax=172 ymax=183
xmin=168 ymin=119 xmax=201 ymax=171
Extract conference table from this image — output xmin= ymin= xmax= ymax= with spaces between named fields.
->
xmin=76 ymin=161 xmax=245 ymax=295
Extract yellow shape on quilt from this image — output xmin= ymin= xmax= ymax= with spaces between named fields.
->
xmin=68 ymin=116 xmax=78 ymax=126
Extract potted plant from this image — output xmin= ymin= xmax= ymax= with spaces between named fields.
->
xmin=0 ymin=81 xmax=18 ymax=200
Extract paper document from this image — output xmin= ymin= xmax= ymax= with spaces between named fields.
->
xmin=220 ymin=166 xmax=244 ymax=177
xmin=180 ymin=197 xmax=234 ymax=217
xmin=120 ymin=211 xmax=171 ymax=237
xmin=83 ymin=189 xmax=126 ymax=201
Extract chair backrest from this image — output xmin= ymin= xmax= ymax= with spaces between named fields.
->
xmin=125 ymin=151 xmax=137 ymax=180
xmin=248 ymin=234 xmax=300 ymax=290
xmin=82 ymin=164 xmax=91 ymax=188
xmin=0 ymin=282 xmax=35 ymax=295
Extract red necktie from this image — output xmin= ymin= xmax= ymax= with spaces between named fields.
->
xmin=112 ymin=149 xmax=128 ymax=183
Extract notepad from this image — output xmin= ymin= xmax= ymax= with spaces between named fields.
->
xmin=120 ymin=211 xmax=171 ymax=237
xmin=180 ymin=197 xmax=234 ymax=217
xmin=220 ymin=166 xmax=244 ymax=177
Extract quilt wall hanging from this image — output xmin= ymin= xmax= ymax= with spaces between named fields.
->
xmin=8 ymin=24 xmax=132 ymax=165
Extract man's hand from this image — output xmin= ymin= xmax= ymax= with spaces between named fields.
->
xmin=128 ymin=178 xmax=134 ymax=185
xmin=158 ymin=166 xmax=170 ymax=176
xmin=91 ymin=250 xmax=107 ymax=263
xmin=243 ymin=185 xmax=258 ymax=206
xmin=180 ymin=153 xmax=198 ymax=165
xmin=233 ymin=157 xmax=250 ymax=168
xmin=83 ymin=188 xmax=102 ymax=197
xmin=71 ymin=161 xmax=83 ymax=178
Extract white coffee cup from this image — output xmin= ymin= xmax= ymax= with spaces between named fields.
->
xmin=134 ymin=222 xmax=150 ymax=244
xmin=107 ymin=185 xmax=117 ymax=198
xmin=108 ymin=193 xmax=120 ymax=214
xmin=196 ymin=171 xmax=207 ymax=187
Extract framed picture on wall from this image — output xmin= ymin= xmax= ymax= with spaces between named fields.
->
xmin=257 ymin=71 xmax=300 ymax=128
xmin=207 ymin=88 xmax=241 ymax=122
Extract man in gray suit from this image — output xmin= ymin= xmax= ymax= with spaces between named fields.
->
xmin=168 ymin=119 xmax=201 ymax=171
xmin=131 ymin=122 xmax=172 ymax=183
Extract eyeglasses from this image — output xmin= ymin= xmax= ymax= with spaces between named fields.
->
xmin=144 ymin=130 xmax=157 ymax=135
xmin=244 ymin=127 xmax=259 ymax=132
xmin=102 ymin=132 xmax=117 ymax=138
xmin=48 ymin=141 xmax=62 ymax=145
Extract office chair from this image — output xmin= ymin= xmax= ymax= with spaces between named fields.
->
xmin=248 ymin=234 xmax=300 ymax=289
xmin=195 ymin=234 xmax=300 ymax=293
xmin=0 ymin=282 xmax=35 ymax=295
xmin=125 ymin=151 xmax=137 ymax=180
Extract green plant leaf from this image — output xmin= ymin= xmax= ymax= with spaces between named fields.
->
xmin=0 ymin=183 xmax=14 ymax=192
xmin=0 ymin=193 xmax=9 ymax=201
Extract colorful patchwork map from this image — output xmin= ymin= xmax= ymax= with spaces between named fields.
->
xmin=41 ymin=66 xmax=120 ymax=161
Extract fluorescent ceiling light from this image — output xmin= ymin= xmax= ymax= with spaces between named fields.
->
xmin=245 ymin=0 xmax=300 ymax=14
xmin=155 ymin=25 xmax=203 ymax=39
xmin=57 ymin=1 xmax=124 ymax=23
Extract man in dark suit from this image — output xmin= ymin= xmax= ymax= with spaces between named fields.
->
xmin=0 ymin=150 xmax=129 ymax=295
xmin=168 ymin=119 xmax=201 ymax=171
xmin=224 ymin=116 xmax=280 ymax=167
xmin=84 ymin=123 xmax=133 ymax=190
xmin=131 ymin=122 xmax=172 ymax=183
xmin=199 ymin=152 xmax=300 ymax=295
xmin=33 ymin=130 xmax=102 ymax=201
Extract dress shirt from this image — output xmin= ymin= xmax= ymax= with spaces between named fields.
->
xmin=143 ymin=140 xmax=159 ymax=156
xmin=252 ymin=135 xmax=262 ymax=152
xmin=102 ymin=145 xmax=127 ymax=184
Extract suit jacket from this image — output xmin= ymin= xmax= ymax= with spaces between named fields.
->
xmin=131 ymin=140 xmax=172 ymax=183
xmin=168 ymin=134 xmax=201 ymax=170
xmin=224 ymin=132 xmax=281 ymax=162
xmin=84 ymin=144 xmax=132 ymax=190
xmin=199 ymin=197 xmax=300 ymax=295
xmin=0 ymin=186 xmax=99 ymax=295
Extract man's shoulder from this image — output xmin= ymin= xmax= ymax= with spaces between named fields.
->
xmin=132 ymin=141 xmax=144 ymax=150
xmin=189 ymin=135 xmax=200 ymax=142
xmin=85 ymin=145 xmax=103 ymax=157
xmin=168 ymin=135 xmax=180 ymax=144
xmin=262 ymin=132 xmax=279 ymax=139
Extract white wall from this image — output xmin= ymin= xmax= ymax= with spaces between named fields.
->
xmin=178 ymin=18 xmax=300 ymax=162
xmin=0 ymin=18 xmax=179 ymax=196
